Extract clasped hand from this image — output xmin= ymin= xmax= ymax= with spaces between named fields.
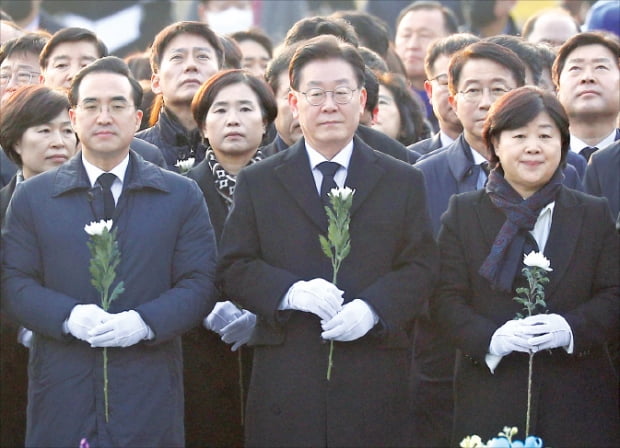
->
xmin=280 ymin=278 xmax=344 ymax=321
xmin=321 ymin=299 xmax=378 ymax=342
xmin=204 ymin=301 xmax=257 ymax=351
xmin=489 ymin=313 xmax=572 ymax=357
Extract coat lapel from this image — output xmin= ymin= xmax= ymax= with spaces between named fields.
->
xmin=541 ymin=188 xmax=582 ymax=298
xmin=344 ymin=137 xmax=384 ymax=218
xmin=274 ymin=140 xmax=327 ymax=231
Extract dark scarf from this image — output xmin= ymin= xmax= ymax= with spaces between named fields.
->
xmin=478 ymin=167 xmax=563 ymax=291
xmin=205 ymin=148 xmax=263 ymax=210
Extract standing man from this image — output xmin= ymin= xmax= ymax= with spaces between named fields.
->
xmin=217 ymin=35 xmax=438 ymax=447
xmin=1 ymin=56 xmax=217 ymax=446
xmin=394 ymin=0 xmax=459 ymax=130
xmin=39 ymin=27 xmax=167 ymax=168
xmin=136 ymin=21 xmax=223 ymax=170
xmin=408 ymin=33 xmax=479 ymax=155
xmin=554 ymin=31 xmax=620 ymax=166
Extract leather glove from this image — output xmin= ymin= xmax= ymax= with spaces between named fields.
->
xmin=220 ymin=310 xmax=257 ymax=351
xmin=279 ymin=278 xmax=344 ymax=321
xmin=66 ymin=304 xmax=113 ymax=342
xmin=204 ymin=301 xmax=243 ymax=333
xmin=520 ymin=313 xmax=573 ymax=351
xmin=18 ymin=327 xmax=33 ymax=349
xmin=321 ymin=299 xmax=379 ymax=342
xmin=87 ymin=310 xmax=150 ymax=348
xmin=488 ymin=319 xmax=536 ymax=357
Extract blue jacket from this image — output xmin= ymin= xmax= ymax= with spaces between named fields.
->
xmin=136 ymin=107 xmax=207 ymax=171
xmin=1 ymin=151 xmax=217 ymax=447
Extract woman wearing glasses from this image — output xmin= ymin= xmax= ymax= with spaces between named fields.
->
xmin=182 ymin=68 xmax=276 ymax=447
xmin=432 ymin=86 xmax=620 ymax=446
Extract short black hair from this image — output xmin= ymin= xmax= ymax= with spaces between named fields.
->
xmin=0 ymin=32 xmax=49 ymax=66
xmin=485 ymin=35 xmax=543 ymax=86
xmin=230 ymin=27 xmax=274 ymax=58
xmin=330 ymin=10 xmax=390 ymax=57
xmin=219 ymin=34 xmax=243 ymax=69
xmin=69 ymin=56 xmax=143 ymax=108
xmin=552 ymin=31 xmax=620 ymax=88
xmin=264 ymin=45 xmax=298 ymax=96
xmin=40 ymin=27 xmax=108 ymax=70
xmin=150 ymin=21 xmax=223 ymax=73
xmin=448 ymin=41 xmax=526 ymax=96
xmin=424 ymin=33 xmax=480 ymax=79
xmin=284 ymin=16 xmax=359 ymax=48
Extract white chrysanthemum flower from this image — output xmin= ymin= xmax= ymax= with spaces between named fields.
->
xmin=175 ymin=158 xmax=195 ymax=173
xmin=523 ymin=251 xmax=553 ymax=271
xmin=329 ymin=186 xmax=355 ymax=200
xmin=84 ymin=220 xmax=113 ymax=236
xmin=460 ymin=435 xmax=483 ymax=448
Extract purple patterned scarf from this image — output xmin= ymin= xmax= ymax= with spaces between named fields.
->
xmin=478 ymin=167 xmax=563 ymax=291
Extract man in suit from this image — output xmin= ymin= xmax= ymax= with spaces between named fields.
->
xmin=408 ymin=33 xmax=479 ymax=156
xmin=1 ymin=56 xmax=217 ymax=446
xmin=554 ymin=31 xmax=620 ymax=166
xmin=39 ymin=27 xmax=167 ymax=168
xmin=262 ymin=38 xmax=414 ymax=163
xmin=584 ymin=140 xmax=620 ymax=221
xmin=217 ymin=35 xmax=438 ymax=447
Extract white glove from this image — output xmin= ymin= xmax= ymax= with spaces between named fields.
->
xmin=65 ymin=304 xmax=113 ymax=342
xmin=204 ymin=301 xmax=243 ymax=333
xmin=220 ymin=310 xmax=257 ymax=351
xmin=520 ymin=314 xmax=573 ymax=351
xmin=18 ymin=327 xmax=33 ymax=349
xmin=87 ymin=310 xmax=150 ymax=348
xmin=321 ymin=299 xmax=379 ymax=342
xmin=488 ymin=319 xmax=536 ymax=357
xmin=279 ymin=279 xmax=344 ymax=321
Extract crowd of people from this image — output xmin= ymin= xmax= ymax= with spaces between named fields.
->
xmin=0 ymin=1 xmax=619 ymax=447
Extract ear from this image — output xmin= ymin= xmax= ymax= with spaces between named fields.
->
xmin=448 ymin=94 xmax=457 ymax=112
xmin=289 ymin=90 xmax=300 ymax=119
xmin=424 ymin=80 xmax=433 ymax=104
xmin=371 ymin=105 xmax=379 ymax=125
xmin=151 ymin=72 xmax=162 ymax=95
xmin=134 ymin=109 xmax=143 ymax=133
xmin=69 ymin=107 xmax=77 ymax=128
xmin=359 ymin=86 xmax=367 ymax=111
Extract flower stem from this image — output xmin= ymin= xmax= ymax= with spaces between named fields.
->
xmin=326 ymin=270 xmax=338 ymax=381
xmin=104 ymin=347 xmax=110 ymax=423
xmin=238 ymin=348 xmax=244 ymax=426
xmin=526 ymin=352 xmax=533 ymax=437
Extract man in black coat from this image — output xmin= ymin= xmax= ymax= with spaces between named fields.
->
xmin=217 ymin=35 xmax=438 ymax=447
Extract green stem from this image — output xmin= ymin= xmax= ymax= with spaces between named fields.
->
xmin=104 ymin=347 xmax=110 ymax=423
xmin=326 ymin=269 xmax=338 ymax=381
xmin=526 ymin=352 xmax=533 ymax=437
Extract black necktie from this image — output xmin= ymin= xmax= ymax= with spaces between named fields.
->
xmin=97 ymin=173 xmax=116 ymax=220
xmin=580 ymin=146 xmax=598 ymax=162
xmin=317 ymin=161 xmax=340 ymax=206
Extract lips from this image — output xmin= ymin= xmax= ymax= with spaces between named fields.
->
xmin=181 ymin=79 xmax=202 ymax=87
xmin=47 ymin=155 xmax=68 ymax=163
xmin=93 ymin=130 xmax=115 ymax=137
xmin=577 ymin=89 xmax=600 ymax=97
xmin=224 ymin=132 xmax=244 ymax=138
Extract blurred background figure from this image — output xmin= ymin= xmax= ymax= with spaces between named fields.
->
xmin=461 ymin=0 xmax=519 ymax=37
xmin=521 ymin=7 xmax=581 ymax=49
xmin=198 ymin=0 xmax=254 ymax=35
xmin=230 ymin=27 xmax=273 ymax=77
xmin=373 ymin=71 xmax=430 ymax=146
xmin=1 ymin=0 xmax=63 ymax=34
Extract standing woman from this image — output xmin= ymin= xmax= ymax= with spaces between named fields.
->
xmin=0 ymin=84 xmax=78 ymax=446
xmin=182 ymin=68 xmax=276 ymax=447
xmin=0 ymin=85 xmax=78 ymax=220
xmin=432 ymin=86 xmax=619 ymax=446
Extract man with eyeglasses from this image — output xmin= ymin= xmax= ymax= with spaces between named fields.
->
xmin=0 ymin=32 xmax=48 ymax=188
xmin=1 ymin=56 xmax=218 ymax=446
xmin=217 ymin=34 xmax=438 ymax=447
xmin=409 ymin=33 xmax=480 ymax=157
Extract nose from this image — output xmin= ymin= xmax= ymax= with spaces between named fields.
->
xmin=320 ymin=91 xmax=339 ymax=110
xmin=225 ymin=109 xmax=240 ymax=125
xmin=579 ymin=65 xmax=596 ymax=83
xmin=95 ymin=106 xmax=114 ymax=123
xmin=478 ymin=88 xmax=494 ymax=109
xmin=50 ymin=129 xmax=66 ymax=147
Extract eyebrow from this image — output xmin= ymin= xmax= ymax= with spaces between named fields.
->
xmin=212 ymin=99 xmax=255 ymax=107
xmin=169 ymin=46 xmax=214 ymax=53
xmin=566 ymin=57 xmax=613 ymax=64
xmin=307 ymin=79 xmax=352 ymax=87
xmin=51 ymin=54 xmax=96 ymax=62
xmin=81 ymin=96 xmax=130 ymax=103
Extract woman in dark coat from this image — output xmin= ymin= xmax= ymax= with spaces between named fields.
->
xmin=0 ymin=85 xmax=78 ymax=446
xmin=182 ymin=69 xmax=277 ymax=447
xmin=432 ymin=86 xmax=619 ymax=446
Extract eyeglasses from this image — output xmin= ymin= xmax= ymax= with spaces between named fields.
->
xmin=458 ymin=86 xmax=511 ymax=103
xmin=298 ymin=87 xmax=357 ymax=106
xmin=0 ymin=70 xmax=40 ymax=86
xmin=430 ymin=74 xmax=448 ymax=87
xmin=76 ymin=100 xmax=134 ymax=116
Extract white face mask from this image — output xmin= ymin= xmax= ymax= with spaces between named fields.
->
xmin=203 ymin=7 xmax=254 ymax=35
